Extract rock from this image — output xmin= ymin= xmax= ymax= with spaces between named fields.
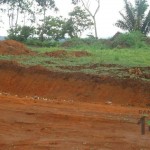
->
xmin=105 ymin=101 xmax=112 ymax=105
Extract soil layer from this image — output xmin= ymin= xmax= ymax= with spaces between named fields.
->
xmin=0 ymin=60 xmax=150 ymax=149
xmin=0 ymin=61 xmax=149 ymax=106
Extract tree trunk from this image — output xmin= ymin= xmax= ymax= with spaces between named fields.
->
xmin=93 ymin=16 xmax=98 ymax=39
xmin=40 ymin=7 xmax=46 ymax=42
xmin=15 ymin=7 xmax=19 ymax=28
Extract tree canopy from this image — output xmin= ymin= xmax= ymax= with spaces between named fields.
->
xmin=72 ymin=0 xmax=100 ymax=39
xmin=115 ymin=0 xmax=150 ymax=35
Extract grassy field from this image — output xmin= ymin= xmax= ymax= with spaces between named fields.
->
xmin=0 ymin=45 xmax=150 ymax=81
xmin=28 ymin=46 xmax=150 ymax=66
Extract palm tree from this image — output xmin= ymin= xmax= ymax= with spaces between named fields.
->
xmin=115 ymin=0 xmax=150 ymax=35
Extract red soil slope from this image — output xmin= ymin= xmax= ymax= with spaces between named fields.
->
xmin=0 ymin=40 xmax=34 ymax=55
xmin=0 ymin=61 xmax=149 ymax=106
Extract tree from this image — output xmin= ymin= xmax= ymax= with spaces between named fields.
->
xmin=64 ymin=6 xmax=93 ymax=38
xmin=0 ymin=0 xmax=11 ymax=4
xmin=35 ymin=0 xmax=58 ymax=41
xmin=7 ymin=25 xmax=35 ymax=41
xmin=0 ymin=0 xmax=34 ymax=28
xmin=115 ymin=0 xmax=150 ymax=35
xmin=72 ymin=0 xmax=100 ymax=39
xmin=37 ymin=16 xmax=66 ymax=40
xmin=57 ymin=7 xmax=93 ymax=39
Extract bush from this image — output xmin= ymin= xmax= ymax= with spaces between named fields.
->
xmin=112 ymin=31 xmax=147 ymax=48
xmin=61 ymin=38 xmax=110 ymax=50
xmin=25 ymin=38 xmax=59 ymax=47
xmin=7 ymin=26 xmax=35 ymax=42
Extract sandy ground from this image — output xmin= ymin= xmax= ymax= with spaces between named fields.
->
xmin=0 ymin=94 xmax=150 ymax=150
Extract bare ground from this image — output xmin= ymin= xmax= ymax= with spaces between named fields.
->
xmin=0 ymin=95 xmax=150 ymax=150
xmin=0 ymin=61 xmax=150 ymax=149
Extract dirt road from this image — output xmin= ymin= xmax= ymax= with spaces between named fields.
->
xmin=0 ymin=94 xmax=150 ymax=150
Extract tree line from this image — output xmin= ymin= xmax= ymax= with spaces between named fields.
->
xmin=0 ymin=0 xmax=149 ymax=42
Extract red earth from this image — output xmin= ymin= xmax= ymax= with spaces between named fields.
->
xmin=0 ymin=40 xmax=35 ymax=55
xmin=0 ymin=61 xmax=150 ymax=149
xmin=0 ymin=40 xmax=150 ymax=149
xmin=0 ymin=93 xmax=150 ymax=150
xmin=0 ymin=61 xmax=149 ymax=107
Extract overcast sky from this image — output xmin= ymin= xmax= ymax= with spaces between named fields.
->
xmin=1 ymin=0 xmax=150 ymax=38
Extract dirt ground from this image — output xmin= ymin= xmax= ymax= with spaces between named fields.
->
xmin=0 ymin=40 xmax=150 ymax=149
xmin=0 ymin=61 xmax=150 ymax=149
xmin=0 ymin=61 xmax=149 ymax=107
xmin=0 ymin=40 xmax=35 ymax=55
xmin=0 ymin=94 xmax=150 ymax=150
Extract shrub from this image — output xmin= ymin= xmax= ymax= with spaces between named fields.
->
xmin=112 ymin=31 xmax=147 ymax=48
xmin=7 ymin=26 xmax=35 ymax=42
xmin=61 ymin=38 xmax=109 ymax=50
xmin=25 ymin=38 xmax=58 ymax=47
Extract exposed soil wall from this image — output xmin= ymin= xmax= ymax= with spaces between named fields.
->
xmin=0 ymin=61 xmax=149 ymax=106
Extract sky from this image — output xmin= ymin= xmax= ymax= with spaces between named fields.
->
xmin=55 ymin=0 xmax=126 ymax=38
xmin=0 ymin=0 xmax=150 ymax=38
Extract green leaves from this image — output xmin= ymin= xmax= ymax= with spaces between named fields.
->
xmin=37 ymin=16 xmax=66 ymax=40
xmin=116 ymin=0 xmax=150 ymax=35
xmin=7 ymin=26 xmax=35 ymax=42
xmin=66 ymin=6 xmax=93 ymax=38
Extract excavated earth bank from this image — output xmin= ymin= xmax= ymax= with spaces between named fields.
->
xmin=0 ymin=61 xmax=149 ymax=106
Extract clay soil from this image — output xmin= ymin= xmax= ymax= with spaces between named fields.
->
xmin=0 ymin=40 xmax=35 ymax=55
xmin=0 ymin=40 xmax=150 ymax=149
xmin=0 ymin=94 xmax=150 ymax=150
xmin=0 ymin=61 xmax=150 ymax=149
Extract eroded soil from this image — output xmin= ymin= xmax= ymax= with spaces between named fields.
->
xmin=0 ymin=40 xmax=35 ymax=55
xmin=0 ymin=41 xmax=149 ymax=149
xmin=0 ymin=61 xmax=149 ymax=107
xmin=0 ymin=94 xmax=150 ymax=150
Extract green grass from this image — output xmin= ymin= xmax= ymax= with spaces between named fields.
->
xmin=27 ymin=46 xmax=150 ymax=67
xmin=0 ymin=46 xmax=150 ymax=81
xmin=87 ymin=48 xmax=150 ymax=67
xmin=27 ymin=46 xmax=66 ymax=53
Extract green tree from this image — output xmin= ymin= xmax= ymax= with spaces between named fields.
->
xmin=67 ymin=6 xmax=93 ymax=38
xmin=7 ymin=25 xmax=35 ymax=41
xmin=37 ymin=16 xmax=66 ymax=40
xmin=63 ymin=6 xmax=93 ymax=38
xmin=115 ymin=0 xmax=150 ymax=35
xmin=0 ymin=0 xmax=34 ymax=28
xmin=72 ymin=0 xmax=100 ymax=39
xmin=35 ymin=0 xmax=58 ymax=41
xmin=62 ymin=18 xmax=76 ymax=38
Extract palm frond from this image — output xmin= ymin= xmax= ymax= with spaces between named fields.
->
xmin=115 ymin=20 xmax=129 ymax=31
xmin=135 ymin=0 xmax=148 ymax=19
xmin=116 ymin=0 xmax=150 ymax=35
xmin=141 ymin=10 xmax=150 ymax=34
xmin=124 ymin=0 xmax=136 ymax=28
xmin=135 ymin=0 xmax=149 ymax=29
xmin=119 ymin=12 xmax=134 ymax=31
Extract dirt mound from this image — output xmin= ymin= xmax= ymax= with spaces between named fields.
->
xmin=59 ymin=63 xmax=123 ymax=71
xmin=44 ymin=50 xmax=91 ymax=58
xmin=0 ymin=60 xmax=150 ymax=106
xmin=0 ymin=40 xmax=34 ymax=55
xmin=70 ymin=51 xmax=91 ymax=57
xmin=45 ymin=50 xmax=67 ymax=58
